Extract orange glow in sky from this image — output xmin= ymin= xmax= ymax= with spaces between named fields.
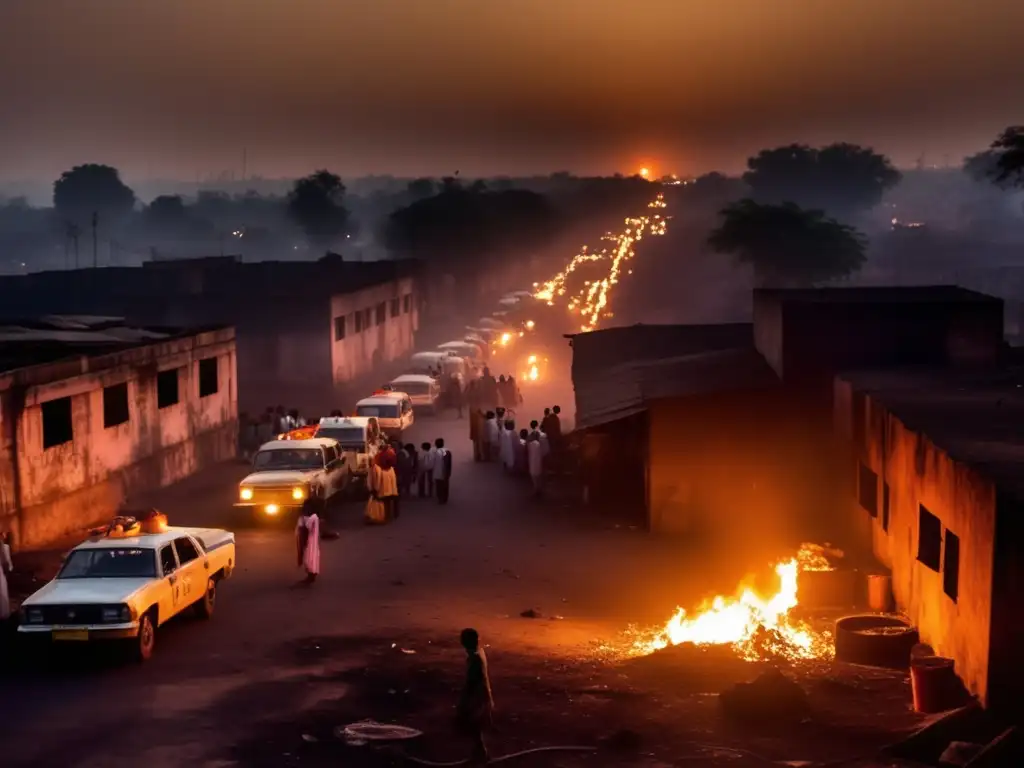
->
xmin=639 ymin=167 xmax=650 ymax=178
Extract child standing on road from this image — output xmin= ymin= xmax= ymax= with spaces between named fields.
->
xmin=457 ymin=628 xmax=494 ymax=765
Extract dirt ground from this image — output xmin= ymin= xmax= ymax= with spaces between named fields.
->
xmin=0 ymin=368 xmax=930 ymax=768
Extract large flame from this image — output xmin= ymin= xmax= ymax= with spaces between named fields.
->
xmin=534 ymin=193 xmax=668 ymax=332
xmin=633 ymin=544 xmax=835 ymax=661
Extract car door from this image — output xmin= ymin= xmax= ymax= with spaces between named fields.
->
xmin=159 ymin=543 xmax=181 ymax=620
xmin=173 ymin=536 xmax=204 ymax=608
xmin=322 ymin=445 xmax=342 ymax=497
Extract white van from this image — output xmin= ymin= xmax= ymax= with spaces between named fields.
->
xmin=438 ymin=340 xmax=484 ymax=363
xmin=409 ymin=351 xmax=448 ymax=374
xmin=356 ymin=393 xmax=414 ymax=436
xmin=389 ymin=374 xmax=440 ymax=413
xmin=315 ymin=416 xmax=383 ymax=482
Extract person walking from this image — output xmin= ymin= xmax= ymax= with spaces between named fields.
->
xmin=451 ymin=373 xmax=464 ymax=419
xmin=295 ymin=498 xmax=321 ymax=585
xmin=434 ymin=438 xmax=452 ymax=504
xmin=527 ymin=433 xmax=544 ymax=498
xmin=456 ymin=627 xmax=494 ymax=764
xmin=418 ymin=441 xmax=436 ymax=497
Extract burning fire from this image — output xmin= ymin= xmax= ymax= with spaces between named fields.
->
xmin=632 ymin=544 xmax=836 ymax=661
xmin=533 ymin=194 xmax=669 ymax=332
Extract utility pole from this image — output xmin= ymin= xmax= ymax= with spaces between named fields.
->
xmin=91 ymin=211 xmax=99 ymax=268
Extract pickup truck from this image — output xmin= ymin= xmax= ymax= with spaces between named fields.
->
xmin=18 ymin=523 xmax=236 ymax=661
xmin=237 ymin=437 xmax=348 ymax=517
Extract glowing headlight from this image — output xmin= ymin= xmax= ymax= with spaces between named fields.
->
xmin=239 ymin=487 xmax=253 ymax=501
xmin=529 ymin=366 xmax=539 ymax=381
xmin=265 ymin=504 xmax=279 ymax=515
xmin=500 ymin=332 xmax=511 ymax=345
xmin=292 ymin=487 xmax=305 ymax=500
xmin=527 ymin=355 xmax=537 ymax=364
xmin=526 ymin=320 xmax=535 ymax=329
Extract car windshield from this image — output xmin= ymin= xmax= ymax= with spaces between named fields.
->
xmin=58 ymin=548 xmax=157 ymax=579
xmin=395 ymin=381 xmax=430 ymax=395
xmin=253 ymin=448 xmax=324 ymax=470
xmin=317 ymin=427 xmax=366 ymax=448
xmin=357 ymin=404 xmax=399 ymax=418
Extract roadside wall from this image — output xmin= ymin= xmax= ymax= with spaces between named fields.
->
xmin=0 ymin=328 xmax=238 ymax=548
xmin=330 ymin=276 xmax=418 ymax=385
xmin=834 ymin=377 xmax=996 ymax=705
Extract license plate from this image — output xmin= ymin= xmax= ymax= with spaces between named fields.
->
xmin=52 ymin=629 xmax=89 ymax=641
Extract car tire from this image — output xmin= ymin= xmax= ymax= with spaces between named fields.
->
xmin=195 ymin=577 xmax=217 ymax=620
xmin=134 ymin=611 xmax=156 ymax=662
xmin=834 ymin=613 xmax=918 ymax=668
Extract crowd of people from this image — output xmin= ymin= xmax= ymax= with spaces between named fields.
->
xmin=469 ymin=403 xmax=563 ymax=498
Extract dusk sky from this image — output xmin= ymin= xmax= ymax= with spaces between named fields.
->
xmin=1 ymin=0 xmax=1023 ymax=184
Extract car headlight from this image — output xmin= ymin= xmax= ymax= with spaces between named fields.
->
xmin=102 ymin=605 xmax=131 ymax=623
xmin=24 ymin=607 xmax=43 ymax=624
xmin=292 ymin=487 xmax=305 ymax=500
xmin=240 ymin=487 xmax=253 ymax=500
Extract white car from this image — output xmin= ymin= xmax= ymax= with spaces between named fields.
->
xmin=356 ymin=392 xmax=414 ymax=436
xmin=314 ymin=415 xmax=384 ymax=484
xmin=438 ymin=340 xmax=484 ymax=363
xmin=19 ymin=517 xmax=236 ymax=661
xmin=237 ymin=438 xmax=348 ymax=518
xmin=390 ymin=374 xmax=440 ymax=413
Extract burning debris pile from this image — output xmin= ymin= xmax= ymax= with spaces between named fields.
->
xmin=631 ymin=544 xmax=839 ymax=662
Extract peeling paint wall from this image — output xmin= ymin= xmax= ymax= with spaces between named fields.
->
xmin=1 ymin=329 xmax=238 ymax=549
xmin=330 ymin=277 xmax=418 ymax=385
xmin=835 ymin=377 xmax=996 ymax=705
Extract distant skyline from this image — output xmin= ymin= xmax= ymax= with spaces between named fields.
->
xmin=2 ymin=0 xmax=1023 ymax=186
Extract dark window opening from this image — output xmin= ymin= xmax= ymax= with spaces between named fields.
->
xmin=174 ymin=537 xmax=201 ymax=565
xmin=102 ymin=382 xmax=130 ymax=428
xmin=198 ymin=357 xmax=219 ymax=398
xmin=858 ymin=463 xmax=878 ymax=517
xmin=851 ymin=390 xmax=866 ymax=449
xmin=355 ymin=312 xmax=363 ymax=333
xmin=363 ymin=308 xmax=371 ymax=328
xmin=334 ymin=315 xmax=346 ymax=341
xmin=943 ymin=529 xmax=960 ymax=602
xmin=917 ymin=505 xmax=942 ymax=572
xmin=390 ymin=298 xmax=400 ymax=318
xmin=41 ymin=396 xmax=73 ymax=449
xmin=403 ymin=294 xmax=411 ymax=313
xmin=375 ymin=302 xmax=386 ymax=325
xmin=882 ymin=481 xmax=890 ymax=532
xmin=157 ymin=368 xmax=180 ymax=409
xmin=159 ymin=544 xmax=177 ymax=575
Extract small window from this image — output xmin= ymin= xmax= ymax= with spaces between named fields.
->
xmin=375 ymin=302 xmax=386 ymax=325
xmin=858 ymin=463 xmax=878 ymax=517
xmin=157 ymin=368 xmax=180 ymax=409
xmin=334 ymin=315 xmax=346 ymax=341
xmin=324 ymin=445 xmax=337 ymax=464
xmin=390 ymin=297 xmax=400 ymax=318
xmin=917 ymin=504 xmax=942 ymax=572
xmin=882 ymin=481 xmax=890 ymax=532
xmin=103 ymin=382 xmax=130 ymax=428
xmin=403 ymin=294 xmax=411 ymax=313
xmin=355 ymin=312 xmax=363 ymax=333
xmin=173 ymin=537 xmax=201 ymax=565
xmin=198 ymin=357 xmax=219 ymax=398
xmin=943 ymin=530 xmax=960 ymax=602
xmin=159 ymin=544 xmax=178 ymax=575
xmin=41 ymin=396 xmax=73 ymax=449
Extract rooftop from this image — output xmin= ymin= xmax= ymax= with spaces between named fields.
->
xmin=840 ymin=366 xmax=1024 ymax=501
xmin=754 ymin=285 xmax=999 ymax=305
xmin=0 ymin=316 xmax=223 ymax=374
xmin=257 ymin=438 xmax=340 ymax=451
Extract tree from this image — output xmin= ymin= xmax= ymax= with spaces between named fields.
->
xmin=708 ymin=199 xmax=867 ymax=286
xmin=967 ymin=127 xmax=1024 ymax=187
xmin=53 ymin=163 xmax=135 ymax=227
xmin=406 ymin=177 xmax=436 ymax=201
xmin=286 ymin=170 xmax=350 ymax=250
xmin=743 ymin=143 xmax=901 ymax=216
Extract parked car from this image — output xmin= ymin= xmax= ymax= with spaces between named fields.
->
xmin=389 ymin=374 xmax=441 ymax=413
xmin=18 ymin=512 xmax=236 ymax=661
xmin=236 ymin=438 xmax=348 ymax=518
xmin=314 ymin=415 xmax=384 ymax=488
xmin=355 ymin=392 xmax=414 ymax=436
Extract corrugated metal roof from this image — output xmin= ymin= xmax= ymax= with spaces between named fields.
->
xmin=574 ymin=347 xmax=779 ymax=430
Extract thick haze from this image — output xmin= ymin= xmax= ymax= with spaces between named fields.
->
xmin=2 ymin=0 xmax=1023 ymax=183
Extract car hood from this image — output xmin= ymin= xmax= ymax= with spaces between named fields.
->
xmin=241 ymin=470 xmax=319 ymax=486
xmin=23 ymin=578 xmax=152 ymax=606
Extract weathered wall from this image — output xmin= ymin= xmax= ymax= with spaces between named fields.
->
xmin=835 ymin=377 xmax=996 ymax=705
xmin=330 ymin=277 xmax=418 ymax=385
xmin=647 ymin=391 xmax=819 ymax=548
xmin=752 ymin=295 xmax=784 ymax=378
xmin=2 ymin=329 xmax=238 ymax=548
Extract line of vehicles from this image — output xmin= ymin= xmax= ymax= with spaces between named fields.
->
xmin=13 ymin=292 xmax=551 ymax=662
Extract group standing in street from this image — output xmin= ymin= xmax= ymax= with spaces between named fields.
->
xmin=469 ymin=398 xmax=562 ymax=500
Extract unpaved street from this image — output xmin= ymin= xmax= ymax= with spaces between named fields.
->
xmin=0 ymin=375 xmax=926 ymax=767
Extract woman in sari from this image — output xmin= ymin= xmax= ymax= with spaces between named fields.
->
xmin=367 ymin=451 xmax=400 ymax=523
xmin=295 ymin=498 xmax=321 ymax=585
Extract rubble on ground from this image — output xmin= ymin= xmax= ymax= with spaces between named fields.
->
xmin=719 ymin=668 xmax=810 ymax=725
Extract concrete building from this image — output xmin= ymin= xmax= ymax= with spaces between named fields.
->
xmin=0 ymin=257 xmax=420 ymax=414
xmin=834 ymin=366 xmax=1024 ymax=710
xmin=0 ymin=317 xmax=237 ymax=548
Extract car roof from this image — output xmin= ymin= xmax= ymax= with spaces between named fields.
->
xmin=392 ymin=374 xmax=434 ymax=384
xmin=319 ymin=416 xmax=374 ymax=427
xmin=358 ymin=396 xmax=407 ymax=406
xmin=73 ymin=526 xmax=201 ymax=550
xmin=257 ymin=438 xmax=338 ymax=451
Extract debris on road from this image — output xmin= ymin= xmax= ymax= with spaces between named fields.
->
xmin=719 ymin=668 xmax=810 ymax=724
xmin=520 ymin=608 xmax=542 ymax=618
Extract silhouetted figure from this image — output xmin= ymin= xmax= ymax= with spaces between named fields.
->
xmin=457 ymin=628 xmax=494 ymax=764
xmin=419 ymin=441 xmax=436 ymax=497
xmin=434 ymin=438 xmax=452 ymax=504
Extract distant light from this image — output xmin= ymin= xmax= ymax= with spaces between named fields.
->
xmin=639 ymin=168 xmax=650 ymax=178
